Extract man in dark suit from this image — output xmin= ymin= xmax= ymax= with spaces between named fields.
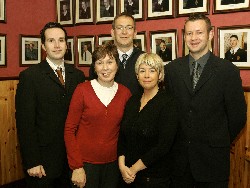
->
xmin=60 ymin=3 xmax=71 ymax=21
xmin=101 ymin=0 xmax=114 ymax=17
xmin=16 ymin=22 xmax=85 ymax=188
xmin=158 ymin=40 xmax=172 ymax=62
xmin=165 ymin=13 xmax=246 ymax=188
xmin=125 ymin=0 xmax=139 ymax=15
xmin=153 ymin=0 xmax=169 ymax=12
xmin=225 ymin=34 xmax=247 ymax=62
xmin=89 ymin=12 xmax=144 ymax=95
xmin=79 ymin=0 xmax=91 ymax=19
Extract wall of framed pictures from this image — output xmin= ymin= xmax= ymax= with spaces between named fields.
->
xmin=0 ymin=0 xmax=249 ymax=86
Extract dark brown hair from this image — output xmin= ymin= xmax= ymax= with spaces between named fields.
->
xmin=184 ymin=13 xmax=212 ymax=33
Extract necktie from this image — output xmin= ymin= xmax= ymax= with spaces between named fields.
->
xmin=84 ymin=52 xmax=87 ymax=61
xmin=122 ymin=54 xmax=128 ymax=68
xmin=55 ymin=67 xmax=65 ymax=87
xmin=192 ymin=61 xmax=200 ymax=89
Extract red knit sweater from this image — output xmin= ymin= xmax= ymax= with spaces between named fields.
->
xmin=64 ymin=81 xmax=131 ymax=170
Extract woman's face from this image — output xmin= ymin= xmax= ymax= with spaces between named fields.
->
xmin=137 ymin=63 xmax=162 ymax=91
xmin=95 ymin=54 xmax=118 ymax=87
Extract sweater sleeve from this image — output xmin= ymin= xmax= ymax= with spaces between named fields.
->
xmin=64 ymin=84 xmax=85 ymax=170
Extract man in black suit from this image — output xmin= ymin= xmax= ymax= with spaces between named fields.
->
xmin=60 ymin=3 xmax=71 ymax=21
xmin=16 ymin=22 xmax=85 ymax=188
xmin=153 ymin=0 xmax=169 ymax=12
xmin=101 ymin=0 xmax=114 ymax=17
xmin=89 ymin=12 xmax=144 ymax=95
xmin=125 ymin=0 xmax=139 ymax=15
xmin=79 ymin=0 xmax=91 ymax=19
xmin=165 ymin=13 xmax=246 ymax=188
xmin=225 ymin=34 xmax=247 ymax=62
xmin=158 ymin=40 xmax=172 ymax=62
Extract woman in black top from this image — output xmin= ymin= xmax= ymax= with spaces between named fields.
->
xmin=118 ymin=53 xmax=178 ymax=188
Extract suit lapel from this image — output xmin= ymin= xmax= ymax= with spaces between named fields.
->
xmin=40 ymin=60 xmax=65 ymax=88
xmin=194 ymin=54 xmax=217 ymax=93
xmin=65 ymin=64 xmax=73 ymax=92
xmin=178 ymin=56 xmax=193 ymax=94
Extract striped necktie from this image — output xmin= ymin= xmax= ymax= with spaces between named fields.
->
xmin=122 ymin=54 xmax=128 ymax=69
xmin=192 ymin=61 xmax=200 ymax=89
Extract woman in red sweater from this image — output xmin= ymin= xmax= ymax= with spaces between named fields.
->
xmin=64 ymin=43 xmax=131 ymax=188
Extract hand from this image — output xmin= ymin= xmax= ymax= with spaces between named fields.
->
xmin=27 ymin=165 xmax=46 ymax=178
xmin=72 ymin=168 xmax=86 ymax=188
xmin=120 ymin=165 xmax=135 ymax=184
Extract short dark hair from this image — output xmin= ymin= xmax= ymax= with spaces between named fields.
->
xmin=230 ymin=35 xmax=238 ymax=40
xmin=90 ymin=42 xmax=118 ymax=79
xmin=184 ymin=13 xmax=212 ymax=33
xmin=40 ymin=22 xmax=68 ymax=44
xmin=112 ymin=12 xmax=136 ymax=30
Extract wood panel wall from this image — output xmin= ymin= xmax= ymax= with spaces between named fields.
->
xmin=0 ymin=80 xmax=249 ymax=187
xmin=0 ymin=80 xmax=24 ymax=185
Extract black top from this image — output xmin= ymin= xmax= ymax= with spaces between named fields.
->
xmin=89 ymin=47 xmax=144 ymax=95
xmin=118 ymin=90 xmax=178 ymax=178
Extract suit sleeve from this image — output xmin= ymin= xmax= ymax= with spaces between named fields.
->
xmin=224 ymin=66 xmax=247 ymax=142
xmin=15 ymin=71 xmax=41 ymax=170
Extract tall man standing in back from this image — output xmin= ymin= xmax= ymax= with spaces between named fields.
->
xmin=89 ymin=12 xmax=144 ymax=95
xmin=164 ymin=13 xmax=246 ymax=188
xmin=16 ymin=22 xmax=85 ymax=188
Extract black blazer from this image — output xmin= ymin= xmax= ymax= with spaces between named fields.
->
xmin=16 ymin=60 xmax=85 ymax=178
xmin=164 ymin=52 xmax=246 ymax=182
xmin=225 ymin=48 xmax=247 ymax=62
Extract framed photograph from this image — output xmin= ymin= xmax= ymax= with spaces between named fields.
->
xmin=20 ymin=35 xmax=41 ymax=66
xmin=120 ymin=0 xmax=144 ymax=20
xmin=150 ymin=30 xmax=177 ymax=65
xmin=64 ymin=37 xmax=75 ymax=64
xmin=0 ymin=0 xmax=6 ymax=23
xmin=96 ymin=0 xmax=117 ymax=23
xmin=182 ymin=27 xmax=215 ymax=56
xmin=77 ymin=35 xmax=95 ymax=66
xmin=177 ymin=0 xmax=209 ymax=17
xmin=98 ymin=34 xmax=114 ymax=45
xmin=56 ymin=0 xmax=74 ymax=25
xmin=0 ymin=34 xmax=6 ymax=67
xmin=134 ymin=32 xmax=146 ymax=52
xmin=75 ymin=0 xmax=94 ymax=25
xmin=218 ymin=25 xmax=250 ymax=69
xmin=147 ymin=0 xmax=174 ymax=19
xmin=213 ymin=0 xmax=250 ymax=14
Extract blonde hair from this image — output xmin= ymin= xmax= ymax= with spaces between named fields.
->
xmin=135 ymin=53 xmax=165 ymax=82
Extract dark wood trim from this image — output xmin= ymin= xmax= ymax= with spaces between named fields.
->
xmin=243 ymin=86 xmax=250 ymax=92
xmin=0 ymin=77 xmax=19 ymax=81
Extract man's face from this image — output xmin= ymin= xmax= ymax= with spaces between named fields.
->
xmin=82 ymin=2 xmax=86 ymax=9
xmin=184 ymin=19 xmax=213 ymax=58
xmin=230 ymin=37 xmax=238 ymax=48
xmin=111 ymin=16 xmax=137 ymax=50
xmin=104 ymin=0 xmax=109 ymax=7
xmin=62 ymin=5 xmax=67 ymax=11
xmin=83 ymin=45 xmax=88 ymax=51
xmin=160 ymin=42 xmax=166 ymax=51
xmin=42 ymin=28 xmax=67 ymax=64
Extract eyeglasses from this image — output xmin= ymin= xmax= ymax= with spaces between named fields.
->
xmin=115 ymin=25 xmax=134 ymax=31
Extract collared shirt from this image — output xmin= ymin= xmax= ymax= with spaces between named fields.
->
xmin=189 ymin=51 xmax=210 ymax=76
xmin=47 ymin=57 xmax=65 ymax=81
xmin=91 ymin=79 xmax=118 ymax=107
xmin=230 ymin=47 xmax=239 ymax=54
xmin=118 ymin=48 xmax=133 ymax=62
